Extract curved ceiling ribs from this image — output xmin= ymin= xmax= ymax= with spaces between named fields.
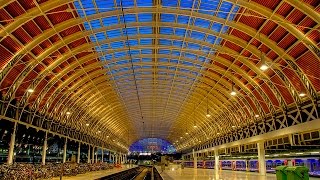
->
xmin=0 ymin=0 xmax=319 ymax=151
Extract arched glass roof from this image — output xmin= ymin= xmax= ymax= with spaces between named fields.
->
xmin=0 ymin=0 xmax=318 ymax=152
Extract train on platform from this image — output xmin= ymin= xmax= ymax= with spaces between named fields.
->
xmin=181 ymin=158 xmax=320 ymax=177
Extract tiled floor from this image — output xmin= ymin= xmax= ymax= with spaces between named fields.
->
xmin=52 ymin=165 xmax=136 ymax=180
xmin=157 ymin=165 xmax=319 ymax=180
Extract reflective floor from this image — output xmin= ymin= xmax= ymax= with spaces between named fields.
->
xmin=52 ymin=165 xmax=136 ymax=180
xmin=157 ymin=165 xmax=319 ymax=180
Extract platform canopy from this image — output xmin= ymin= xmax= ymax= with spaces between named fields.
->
xmin=0 ymin=0 xmax=319 ymax=152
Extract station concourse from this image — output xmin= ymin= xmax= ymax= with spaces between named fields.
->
xmin=0 ymin=0 xmax=319 ymax=179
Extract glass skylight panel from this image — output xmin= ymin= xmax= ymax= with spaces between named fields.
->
xmin=187 ymin=43 xmax=201 ymax=50
xmin=139 ymin=27 xmax=152 ymax=34
xmin=206 ymin=35 xmax=216 ymax=44
xmin=106 ymin=29 xmax=122 ymax=38
xmin=141 ymin=49 xmax=152 ymax=54
xmin=182 ymin=61 xmax=193 ymax=66
xmin=102 ymin=16 xmax=119 ymax=26
xmin=177 ymin=15 xmax=190 ymax=24
xmin=110 ymin=41 xmax=124 ymax=49
xmin=173 ymin=41 xmax=183 ymax=48
xmin=160 ymin=27 xmax=174 ymax=35
xmin=118 ymin=0 xmax=134 ymax=7
xmin=190 ymin=31 xmax=205 ymax=40
xmin=140 ymin=39 xmax=152 ymax=45
xmin=123 ymin=14 xmax=137 ymax=23
xmin=83 ymin=22 xmax=90 ymax=29
xmin=185 ymin=52 xmax=196 ymax=59
xmin=126 ymin=27 xmax=138 ymax=36
xmin=161 ymin=14 xmax=176 ymax=22
xmin=95 ymin=0 xmax=115 ymax=12
xmin=128 ymin=39 xmax=138 ymax=46
xmin=142 ymin=58 xmax=152 ymax=62
xmin=198 ymin=0 xmax=219 ymax=15
xmin=75 ymin=0 xmax=95 ymax=16
xmin=104 ymin=54 xmax=112 ymax=60
xmin=159 ymin=49 xmax=170 ymax=54
xmin=159 ymin=39 xmax=171 ymax=45
xmin=138 ymin=13 xmax=152 ymax=22
xmin=100 ymin=44 xmax=109 ymax=49
xmin=114 ymin=51 xmax=127 ymax=58
xmin=211 ymin=23 xmax=223 ymax=32
xmin=95 ymin=32 xmax=106 ymax=41
xmin=171 ymin=59 xmax=179 ymax=64
xmin=171 ymin=51 xmax=180 ymax=56
xmin=202 ymin=47 xmax=211 ymax=53
xmin=136 ymin=0 xmax=152 ymax=6
xmin=89 ymin=19 xmax=101 ymax=29
xmin=180 ymin=0 xmax=195 ymax=9
xmin=162 ymin=0 xmax=178 ymax=7
xmin=229 ymin=6 xmax=240 ymax=20
xmin=175 ymin=28 xmax=186 ymax=37
xmin=194 ymin=18 xmax=210 ymax=28
xmin=130 ymin=50 xmax=140 ymax=55
xmin=132 ymin=58 xmax=140 ymax=63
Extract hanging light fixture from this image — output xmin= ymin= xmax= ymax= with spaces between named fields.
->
xmin=258 ymin=34 xmax=268 ymax=71
xmin=299 ymin=92 xmax=306 ymax=97
xmin=230 ymin=84 xmax=237 ymax=96
xmin=27 ymin=89 xmax=34 ymax=93
xmin=260 ymin=54 xmax=268 ymax=71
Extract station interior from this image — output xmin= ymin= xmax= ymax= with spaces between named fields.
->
xmin=0 ymin=0 xmax=319 ymax=179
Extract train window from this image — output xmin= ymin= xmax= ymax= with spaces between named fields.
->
xmin=303 ymin=133 xmax=311 ymax=140
xmin=273 ymin=139 xmax=277 ymax=145
xmin=311 ymin=131 xmax=319 ymax=139
xmin=278 ymin=138 xmax=283 ymax=144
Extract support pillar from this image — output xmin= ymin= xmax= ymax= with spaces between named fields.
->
xmin=288 ymin=134 xmax=294 ymax=146
xmin=7 ymin=122 xmax=17 ymax=165
xmin=115 ymin=154 xmax=118 ymax=164
xmin=109 ymin=152 xmax=111 ymax=163
xmin=193 ymin=149 xmax=197 ymax=169
xmin=95 ymin=149 xmax=98 ymax=163
xmin=77 ymin=142 xmax=81 ymax=164
xmin=92 ymin=146 xmax=95 ymax=163
xmin=257 ymin=141 xmax=266 ymax=176
xmin=246 ymin=160 xmax=249 ymax=171
xmin=214 ymin=149 xmax=219 ymax=171
xmin=120 ymin=153 xmax=122 ymax=164
xmin=101 ymin=148 xmax=104 ymax=162
xmin=42 ymin=132 xmax=48 ymax=165
xmin=88 ymin=145 xmax=91 ymax=163
xmin=63 ymin=138 xmax=67 ymax=163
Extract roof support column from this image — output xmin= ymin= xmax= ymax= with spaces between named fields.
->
xmin=193 ymin=149 xmax=197 ymax=169
xmin=88 ymin=145 xmax=91 ymax=163
xmin=96 ymin=149 xmax=98 ymax=163
xmin=77 ymin=142 xmax=81 ymax=164
xmin=63 ymin=138 xmax=67 ymax=163
xmin=7 ymin=122 xmax=17 ymax=165
xmin=42 ymin=131 xmax=48 ymax=165
xmin=92 ymin=146 xmax=95 ymax=163
xmin=257 ymin=141 xmax=266 ymax=176
xmin=101 ymin=148 xmax=104 ymax=163
xmin=214 ymin=149 xmax=219 ymax=171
